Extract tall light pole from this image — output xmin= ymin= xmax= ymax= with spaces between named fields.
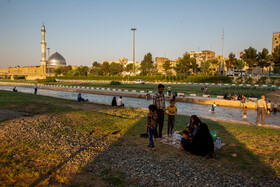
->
xmin=131 ymin=28 xmax=136 ymax=75
xmin=222 ymin=29 xmax=225 ymax=76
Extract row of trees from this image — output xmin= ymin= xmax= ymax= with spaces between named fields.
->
xmin=54 ymin=45 xmax=280 ymax=77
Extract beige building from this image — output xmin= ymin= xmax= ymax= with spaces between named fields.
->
xmin=272 ymin=32 xmax=280 ymax=53
xmin=101 ymin=57 xmax=128 ymax=65
xmin=0 ymin=24 xmax=74 ymax=80
xmin=188 ymin=50 xmax=216 ymax=66
xmin=155 ymin=57 xmax=177 ymax=75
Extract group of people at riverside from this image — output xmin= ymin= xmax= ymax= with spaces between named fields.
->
xmin=146 ymin=84 xmax=218 ymax=159
xmin=12 ymin=85 xmax=38 ymax=94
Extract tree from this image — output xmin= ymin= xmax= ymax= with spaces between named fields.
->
xmin=190 ymin=58 xmax=198 ymax=74
xmin=125 ymin=63 xmax=133 ymax=73
xmin=200 ymin=61 xmax=211 ymax=75
xmin=92 ymin=61 xmax=100 ymax=67
xmin=100 ymin=61 xmax=110 ymax=75
xmin=61 ymin=65 xmax=72 ymax=75
xmin=109 ymin=62 xmax=124 ymax=75
xmin=76 ymin=66 xmax=89 ymax=76
xmin=140 ymin=52 xmax=154 ymax=75
xmin=234 ymin=59 xmax=245 ymax=76
xmin=272 ymin=45 xmax=280 ymax=74
xmin=226 ymin=52 xmax=236 ymax=73
xmin=54 ymin=67 xmax=62 ymax=76
xmin=241 ymin=47 xmax=258 ymax=68
xmin=163 ymin=60 xmax=172 ymax=75
xmin=174 ymin=52 xmax=194 ymax=76
xmin=257 ymin=48 xmax=271 ymax=74
xmin=209 ymin=59 xmax=219 ymax=75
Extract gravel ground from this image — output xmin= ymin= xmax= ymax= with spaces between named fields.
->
xmin=86 ymin=142 xmax=280 ymax=187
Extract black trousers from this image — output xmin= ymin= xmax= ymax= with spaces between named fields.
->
xmin=155 ymin=109 xmax=164 ymax=138
xmin=167 ymin=115 xmax=175 ymax=135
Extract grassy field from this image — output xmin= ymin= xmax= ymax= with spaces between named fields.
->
xmin=0 ymin=90 xmax=279 ymax=185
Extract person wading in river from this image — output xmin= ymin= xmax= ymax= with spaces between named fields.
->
xmin=256 ymin=95 xmax=267 ymax=126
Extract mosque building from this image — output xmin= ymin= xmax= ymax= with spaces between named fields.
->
xmin=0 ymin=24 xmax=75 ymax=80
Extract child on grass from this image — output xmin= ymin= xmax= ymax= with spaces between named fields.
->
xmin=180 ymin=129 xmax=192 ymax=151
xmin=146 ymin=104 xmax=158 ymax=151
xmin=166 ymin=99 xmax=177 ymax=137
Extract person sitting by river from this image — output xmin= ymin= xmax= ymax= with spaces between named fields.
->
xmin=172 ymin=91 xmax=177 ymax=100
xmin=224 ymin=93 xmax=227 ymax=100
xmin=117 ymin=96 xmax=124 ymax=107
xmin=13 ymin=87 xmax=18 ymax=92
xmin=146 ymin=91 xmax=151 ymax=100
xmin=112 ymin=96 xmax=117 ymax=106
xmin=237 ymin=94 xmax=242 ymax=100
xmin=77 ymin=93 xmax=88 ymax=102
xmin=182 ymin=115 xmax=218 ymax=159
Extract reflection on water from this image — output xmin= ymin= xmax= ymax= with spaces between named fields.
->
xmin=1 ymin=85 xmax=279 ymax=126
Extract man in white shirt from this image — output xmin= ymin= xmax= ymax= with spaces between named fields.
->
xmin=117 ymin=96 xmax=124 ymax=107
xmin=256 ymin=95 xmax=267 ymax=126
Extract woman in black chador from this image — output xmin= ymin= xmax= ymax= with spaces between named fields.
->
xmin=111 ymin=96 xmax=117 ymax=106
xmin=182 ymin=115 xmax=218 ymax=159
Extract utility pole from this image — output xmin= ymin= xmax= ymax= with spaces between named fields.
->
xmin=131 ymin=28 xmax=136 ymax=75
xmin=47 ymin=48 xmax=50 ymax=60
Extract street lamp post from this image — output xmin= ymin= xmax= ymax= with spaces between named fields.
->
xmin=131 ymin=28 xmax=136 ymax=75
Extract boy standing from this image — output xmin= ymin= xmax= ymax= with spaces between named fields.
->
xmin=146 ymin=104 xmax=158 ymax=151
xmin=166 ymin=99 xmax=177 ymax=137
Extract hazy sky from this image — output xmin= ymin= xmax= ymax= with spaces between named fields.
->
xmin=0 ymin=0 xmax=279 ymax=68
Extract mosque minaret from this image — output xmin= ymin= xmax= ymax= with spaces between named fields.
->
xmin=40 ymin=23 xmax=47 ymax=74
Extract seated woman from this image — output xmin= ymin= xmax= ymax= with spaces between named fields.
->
xmin=111 ymin=96 xmax=117 ymax=106
xmin=183 ymin=115 xmax=218 ymax=159
xmin=77 ymin=93 xmax=88 ymax=102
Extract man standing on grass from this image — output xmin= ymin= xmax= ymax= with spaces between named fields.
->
xmin=153 ymin=84 xmax=165 ymax=138
xmin=256 ymin=95 xmax=267 ymax=126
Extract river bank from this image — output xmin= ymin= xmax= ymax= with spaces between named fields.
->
xmin=0 ymin=81 xmax=261 ymax=110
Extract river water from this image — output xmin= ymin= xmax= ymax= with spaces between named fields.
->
xmin=1 ymin=85 xmax=279 ymax=126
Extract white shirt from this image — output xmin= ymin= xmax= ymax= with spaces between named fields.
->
xmin=168 ymin=86 xmax=171 ymax=91
xmin=117 ymin=98 xmax=123 ymax=106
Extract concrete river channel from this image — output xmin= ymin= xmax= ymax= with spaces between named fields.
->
xmin=1 ymin=85 xmax=279 ymax=126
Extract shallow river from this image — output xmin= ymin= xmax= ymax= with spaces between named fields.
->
xmin=1 ymin=85 xmax=279 ymax=126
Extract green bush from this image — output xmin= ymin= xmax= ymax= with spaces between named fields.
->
xmin=38 ymin=77 xmax=57 ymax=84
xmin=110 ymin=81 xmax=121 ymax=85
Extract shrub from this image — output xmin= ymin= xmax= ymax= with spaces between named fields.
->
xmin=110 ymin=81 xmax=121 ymax=85
xmin=38 ymin=77 xmax=57 ymax=84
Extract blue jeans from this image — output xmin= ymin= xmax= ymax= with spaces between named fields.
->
xmin=148 ymin=128 xmax=155 ymax=148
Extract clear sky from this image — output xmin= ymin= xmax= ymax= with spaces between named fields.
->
xmin=0 ymin=0 xmax=279 ymax=68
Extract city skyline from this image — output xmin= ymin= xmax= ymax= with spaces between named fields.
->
xmin=0 ymin=0 xmax=280 ymax=68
